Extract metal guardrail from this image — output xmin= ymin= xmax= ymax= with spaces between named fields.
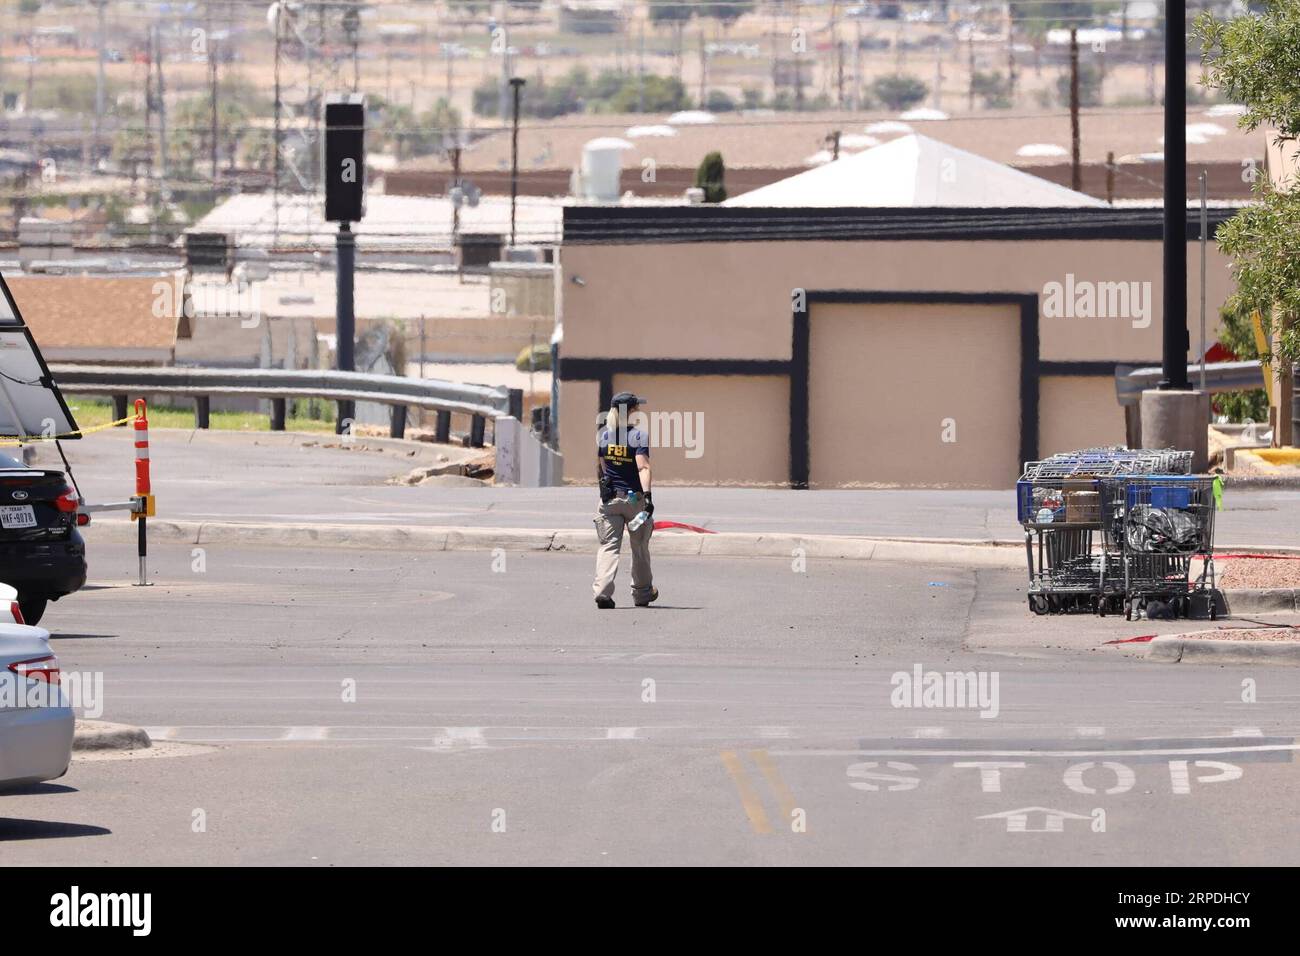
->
xmin=48 ymin=365 xmax=523 ymax=446
xmin=1114 ymin=360 xmax=1268 ymax=406
xmin=1116 ymin=359 xmax=1300 ymax=446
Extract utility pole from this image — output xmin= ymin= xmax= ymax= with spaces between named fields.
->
xmin=94 ymin=0 xmax=106 ymax=167
xmin=450 ymin=142 xmax=461 ymax=264
xmin=209 ymin=30 xmax=220 ymax=182
xmin=154 ymin=23 xmax=168 ymax=185
xmin=1069 ymin=27 xmax=1081 ymax=193
xmin=1006 ymin=4 xmax=1016 ymax=105
xmin=698 ymin=27 xmax=707 ymax=107
xmin=793 ymin=5 xmax=804 ymax=110
xmin=836 ymin=40 xmax=844 ymax=109
xmin=509 ymin=77 xmax=524 ymax=249
xmin=851 ymin=19 xmax=861 ymax=111
xmin=769 ymin=22 xmax=778 ymax=104
xmin=967 ymin=35 xmax=975 ymax=112
xmin=273 ymin=6 xmax=282 ymax=241
xmin=143 ymin=45 xmax=154 ymax=184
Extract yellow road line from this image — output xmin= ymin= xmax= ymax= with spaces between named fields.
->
xmin=750 ymin=749 xmax=802 ymax=831
xmin=720 ymin=750 xmax=772 ymax=835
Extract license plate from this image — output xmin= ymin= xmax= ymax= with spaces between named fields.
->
xmin=0 ymin=505 xmax=37 ymax=529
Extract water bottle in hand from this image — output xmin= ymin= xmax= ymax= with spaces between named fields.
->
xmin=628 ymin=510 xmax=649 ymax=533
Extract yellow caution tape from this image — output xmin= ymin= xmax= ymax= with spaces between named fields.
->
xmin=0 ymin=415 xmax=136 ymax=447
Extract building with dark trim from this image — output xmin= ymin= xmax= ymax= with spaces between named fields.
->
xmin=555 ymin=204 xmax=1237 ymax=488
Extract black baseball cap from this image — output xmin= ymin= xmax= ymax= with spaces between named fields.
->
xmin=610 ymin=391 xmax=646 ymax=409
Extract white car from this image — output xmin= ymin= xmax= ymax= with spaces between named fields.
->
xmin=0 ymin=582 xmax=25 ymax=624
xmin=0 ymin=623 xmax=74 ymax=790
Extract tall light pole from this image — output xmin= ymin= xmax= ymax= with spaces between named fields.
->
xmin=509 ymin=77 xmax=524 ymax=249
xmin=1160 ymin=0 xmax=1189 ymax=391
xmin=1139 ymin=1 xmax=1206 ymax=469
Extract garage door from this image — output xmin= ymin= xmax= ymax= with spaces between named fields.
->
xmin=808 ymin=301 xmax=1022 ymax=488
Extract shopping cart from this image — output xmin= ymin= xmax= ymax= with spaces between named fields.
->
xmin=1018 ymin=476 xmax=1121 ymax=614
xmin=1021 ymin=448 xmax=1193 ymax=479
xmin=1017 ymin=448 xmax=1197 ymax=616
xmin=1098 ymin=476 xmax=1218 ymax=620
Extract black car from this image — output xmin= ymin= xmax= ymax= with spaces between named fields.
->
xmin=0 ymin=450 xmax=87 ymax=625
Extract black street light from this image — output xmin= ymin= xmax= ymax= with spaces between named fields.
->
xmin=1161 ymin=1 xmax=1190 ymax=390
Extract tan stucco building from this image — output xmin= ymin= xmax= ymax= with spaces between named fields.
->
xmin=556 ymin=205 xmax=1237 ymax=488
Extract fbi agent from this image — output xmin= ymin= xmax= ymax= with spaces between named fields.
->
xmin=593 ymin=391 xmax=658 ymax=609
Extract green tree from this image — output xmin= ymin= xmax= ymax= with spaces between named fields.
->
xmin=704 ymin=89 xmax=737 ymax=112
xmin=1213 ymin=307 xmax=1269 ymax=424
xmin=373 ymin=97 xmax=460 ymax=158
xmin=171 ymin=94 xmax=253 ymax=176
xmin=871 ymin=73 xmax=928 ymax=111
xmin=971 ymin=71 xmax=1012 ymax=109
xmin=695 ymin=150 xmax=726 ymax=203
xmin=1055 ymin=60 xmax=1103 ymax=108
xmin=608 ymin=75 xmax=689 ymax=113
xmin=1195 ymin=0 xmax=1300 ymax=364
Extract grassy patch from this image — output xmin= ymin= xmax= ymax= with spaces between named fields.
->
xmin=67 ymin=399 xmax=336 ymax=434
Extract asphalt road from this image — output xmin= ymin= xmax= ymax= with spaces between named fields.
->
xmin=2 ymin=540 xmax=1296 ymax=865
xmin=37 ymin=428 xmax=1300 ymax=548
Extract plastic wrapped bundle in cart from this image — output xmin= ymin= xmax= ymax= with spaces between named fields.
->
xmin=1097 ymin=475 xmax=1218 ymax=620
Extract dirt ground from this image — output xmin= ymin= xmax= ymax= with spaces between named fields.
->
xmin=1216 ymin=555 xmax=1300 ymax=590
xmin=1182 ymin=626 xmax=1300 ymax=642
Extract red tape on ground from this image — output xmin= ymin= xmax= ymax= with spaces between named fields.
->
xmin=652 ymin=520 xmax=716 ymax=534
xmin=1102 ymin=634 xmax=1157 ymax=645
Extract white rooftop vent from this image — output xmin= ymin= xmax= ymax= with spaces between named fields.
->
xmin=580 ymin=138 xmax=633 ymax=202
xmin=899 ymin=107 xmax=948 ymax=121
xmin=667 ymin=110 xmax=716 ymax=125
xmin=626 ymin=125 xmax=677 ymax=138
xmin=1016 ymin=143 xmax=1069 ymax=158
xmin=866 ymin=121 xmax=913 ymax=135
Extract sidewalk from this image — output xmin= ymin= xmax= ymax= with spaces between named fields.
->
xmin=43 ymin=427 xmax=1300 ymax=550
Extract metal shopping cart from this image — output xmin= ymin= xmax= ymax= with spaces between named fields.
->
xmin=1017 ymin=448 xmax=1197 ymax=616
xmin=1018 ymin=474 xmax=1122 ymax=615
xmin=1098 ymin=475 xmax=1218 ymax=620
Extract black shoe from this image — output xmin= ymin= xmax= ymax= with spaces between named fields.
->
xmin=634 ymin=587 xmax=659 ymax=607
xmin=595 ymin=595 xmax=615 ymax=609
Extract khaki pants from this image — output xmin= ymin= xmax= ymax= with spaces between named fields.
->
xmin=593 ymin=496 xmax=654 ymax=601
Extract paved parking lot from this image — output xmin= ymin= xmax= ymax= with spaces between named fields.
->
xmin=2 ymin=540 xmax=1296 ymax=865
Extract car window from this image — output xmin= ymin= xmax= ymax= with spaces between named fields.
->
xmin=0 ymin=451 xmax=26 ymax=470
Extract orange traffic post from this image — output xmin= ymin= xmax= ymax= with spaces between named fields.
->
xmin=132 ymin=399 xmax=154 ymax=587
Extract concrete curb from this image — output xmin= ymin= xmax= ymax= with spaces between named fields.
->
xmin=86 ymin=518 xmax=1029 ymax=568
xmin=73 ymin=720 xmax=153 ymax=752
xmin=1221 ymin=588 xmax=1300 ymax=613
xmin=1147 ymin=634 xmax=1300 ymax=666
